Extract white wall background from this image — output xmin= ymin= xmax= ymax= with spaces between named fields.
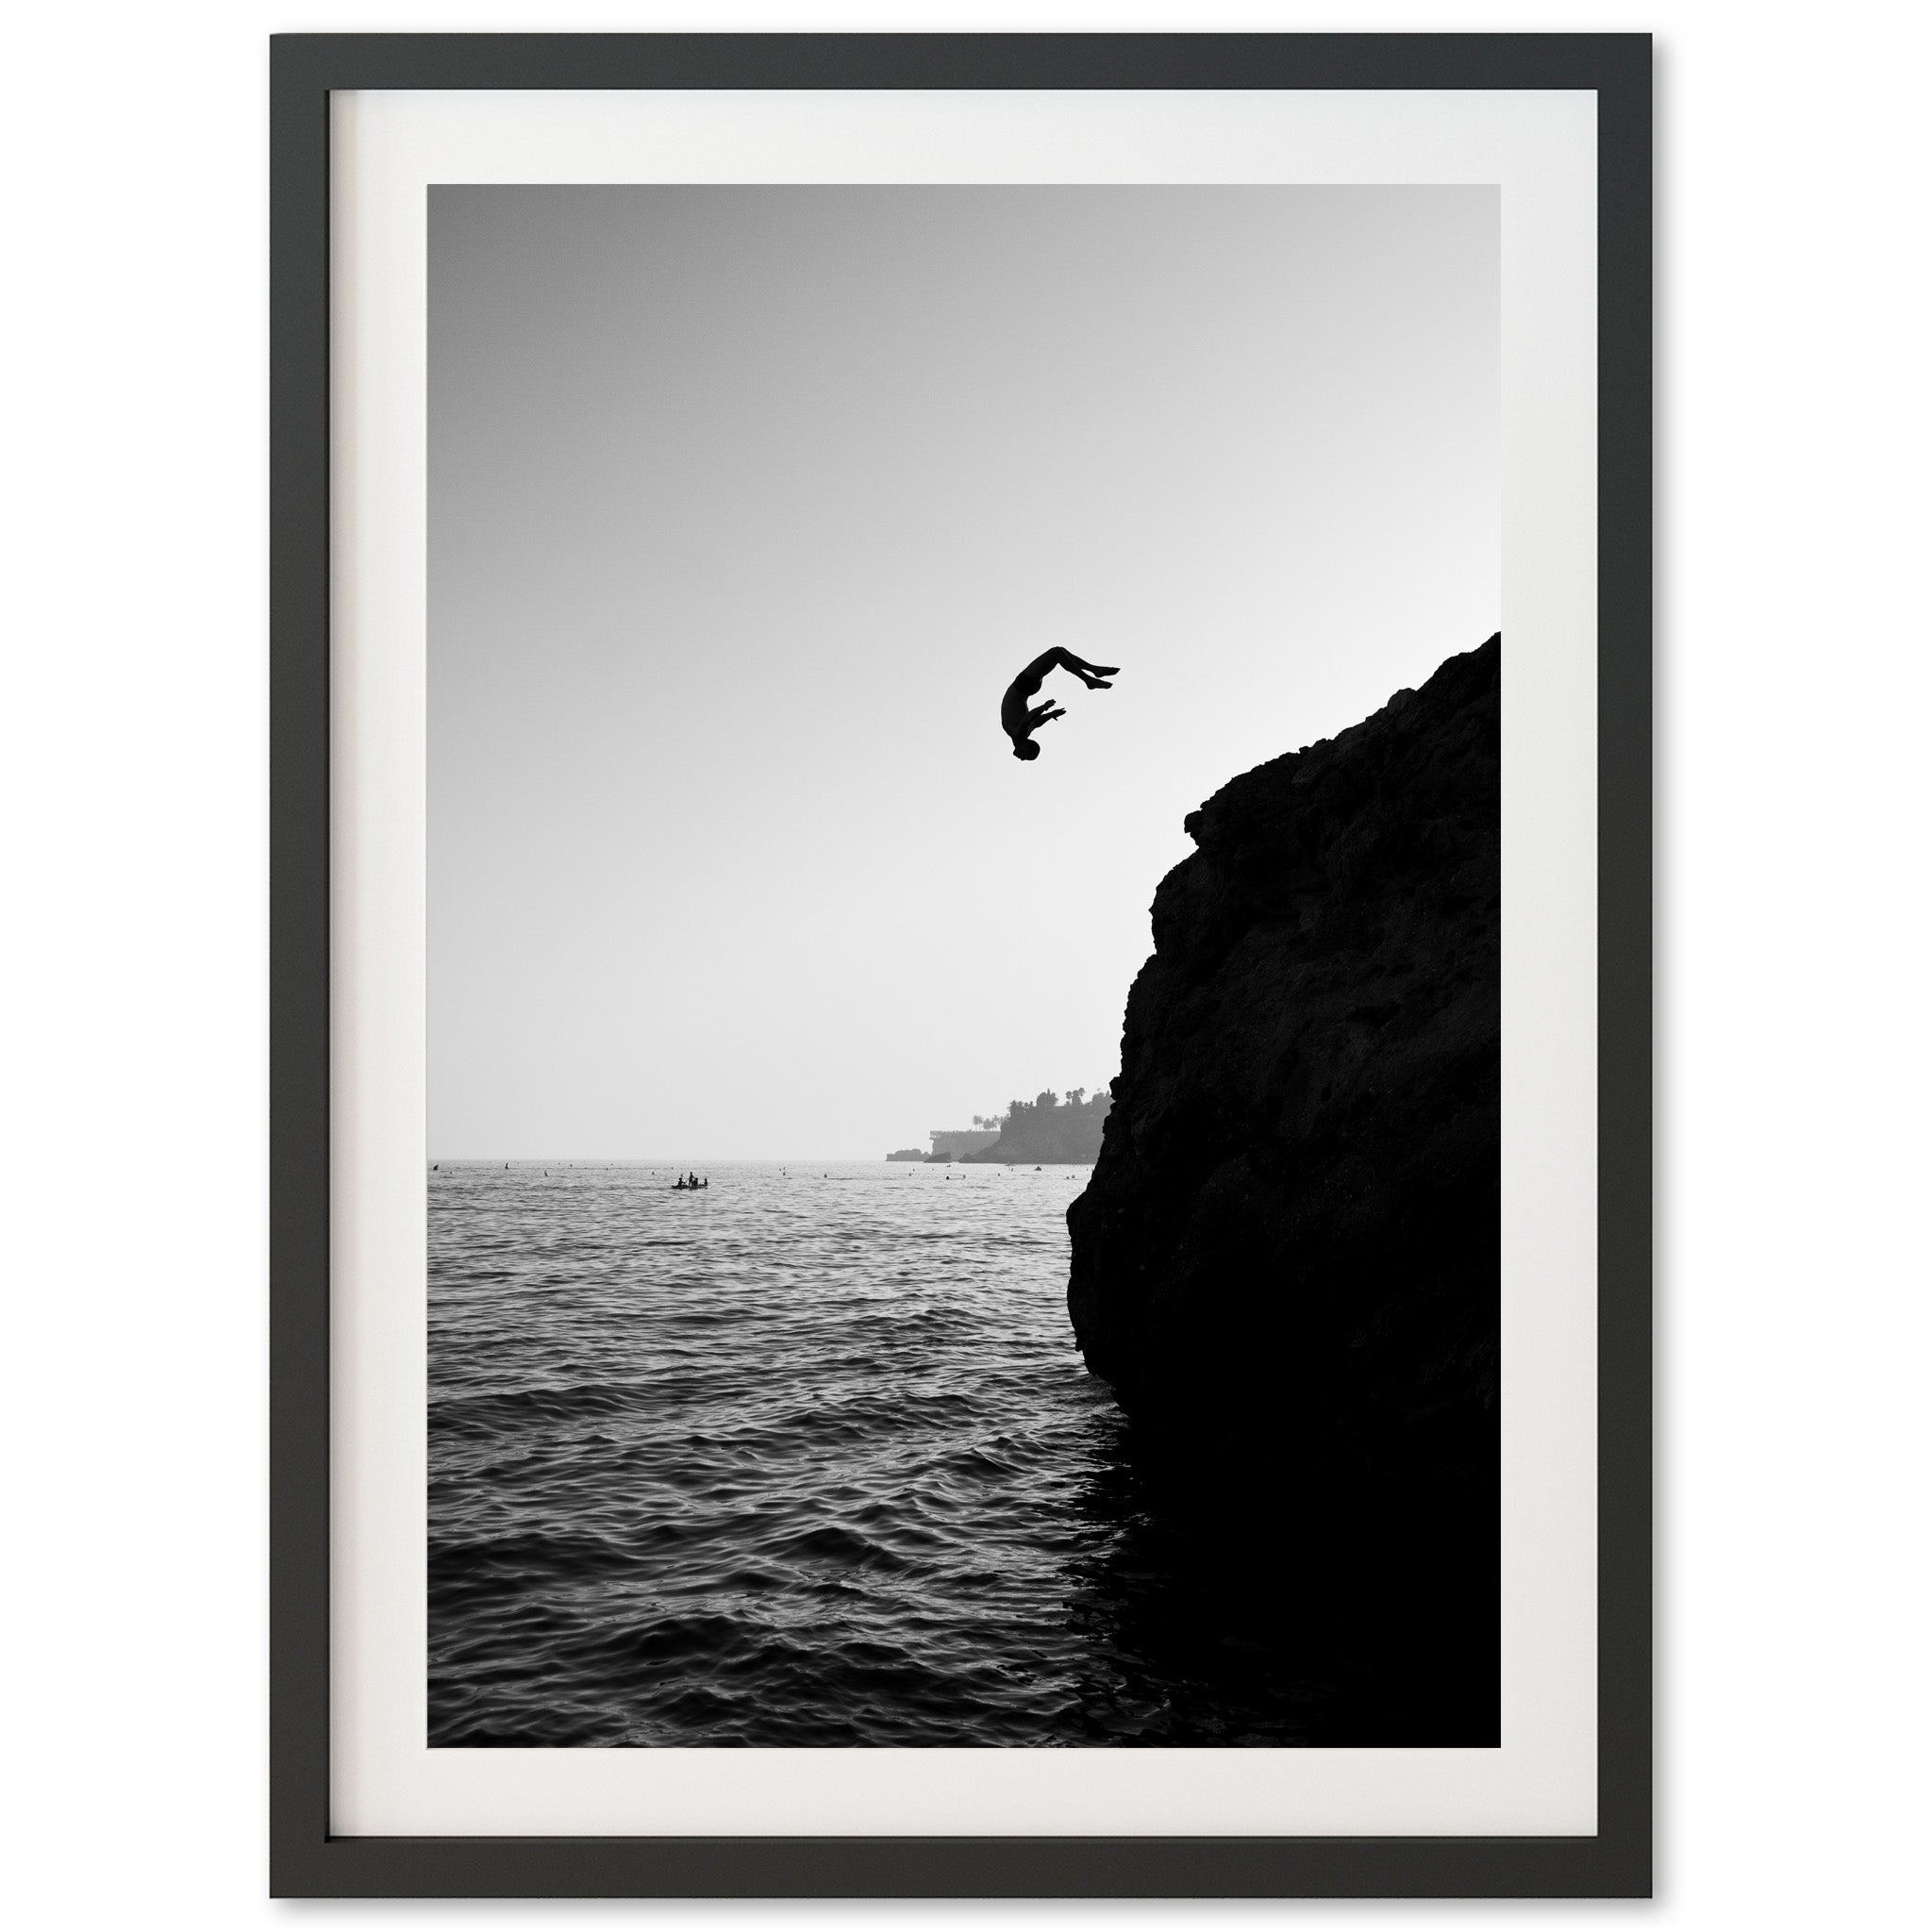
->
xmin=3 ymin=1 xmax=1926 ymax=1926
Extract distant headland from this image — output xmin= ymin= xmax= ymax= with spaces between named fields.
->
xmin=890 ymin=1089 xmax=1112 ymax=1165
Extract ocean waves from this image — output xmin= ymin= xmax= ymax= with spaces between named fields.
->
xmin=428 ymin=1161 xmax=1368 ymax=1748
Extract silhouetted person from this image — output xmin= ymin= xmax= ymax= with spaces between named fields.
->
xmin=1001 ymin=649 xmax=1119 ymax=760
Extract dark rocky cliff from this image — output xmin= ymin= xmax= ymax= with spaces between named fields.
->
xmin=1067 ymin=637 xmax=1499 ymax=1524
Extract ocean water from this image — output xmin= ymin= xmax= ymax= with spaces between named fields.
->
xmin=429 ymin=1161 xmax=1384 ymax=1748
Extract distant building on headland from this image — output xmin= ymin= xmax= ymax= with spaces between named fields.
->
xmin=925 ymin=1129 xmax=1002 ymax=1162
xmin=963 ymin=1089 xmax=1112 ymax=1164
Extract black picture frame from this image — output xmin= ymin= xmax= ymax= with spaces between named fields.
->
xmin=272 ymin=30 xmax=1651 ymax=1898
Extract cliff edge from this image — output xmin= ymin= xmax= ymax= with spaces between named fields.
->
xmin=1067 ymin=637 xmax=1499 ymax=1517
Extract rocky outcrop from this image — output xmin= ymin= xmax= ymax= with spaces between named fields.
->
xmin=1067 ymin=637 xmax=1499 ymax=1522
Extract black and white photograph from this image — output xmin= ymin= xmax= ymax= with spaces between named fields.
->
xmin=425 ymin=181 xmax=1502 ymax=1750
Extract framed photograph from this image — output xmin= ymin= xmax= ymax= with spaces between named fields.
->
xmin=273 ymin=31 xmax=1651 ymax=1898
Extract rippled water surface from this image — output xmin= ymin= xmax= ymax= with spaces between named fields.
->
xmin=429 ymin=1161 xmax=1376 ymax=1748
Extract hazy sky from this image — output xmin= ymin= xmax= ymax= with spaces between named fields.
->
xmin=429 ymin=185 xmax=1498 ymax=1159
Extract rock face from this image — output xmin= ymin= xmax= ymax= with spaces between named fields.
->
xmin=1067 ymin=637 xmax=1499 ymax=1523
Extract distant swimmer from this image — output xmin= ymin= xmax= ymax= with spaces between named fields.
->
xmin=1001 ymin=649 xmax=1120 ymax=761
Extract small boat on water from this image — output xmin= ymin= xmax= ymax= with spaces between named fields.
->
xmin=671 ymin=1174 xmax=710 ymax=1191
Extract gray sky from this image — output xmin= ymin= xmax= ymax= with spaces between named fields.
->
xmin=429 ymin=185 xmax=1498 ymax=1159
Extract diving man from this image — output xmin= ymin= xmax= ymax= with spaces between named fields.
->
xmin=1000 ymin=649 xmax=1120 ymax=761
